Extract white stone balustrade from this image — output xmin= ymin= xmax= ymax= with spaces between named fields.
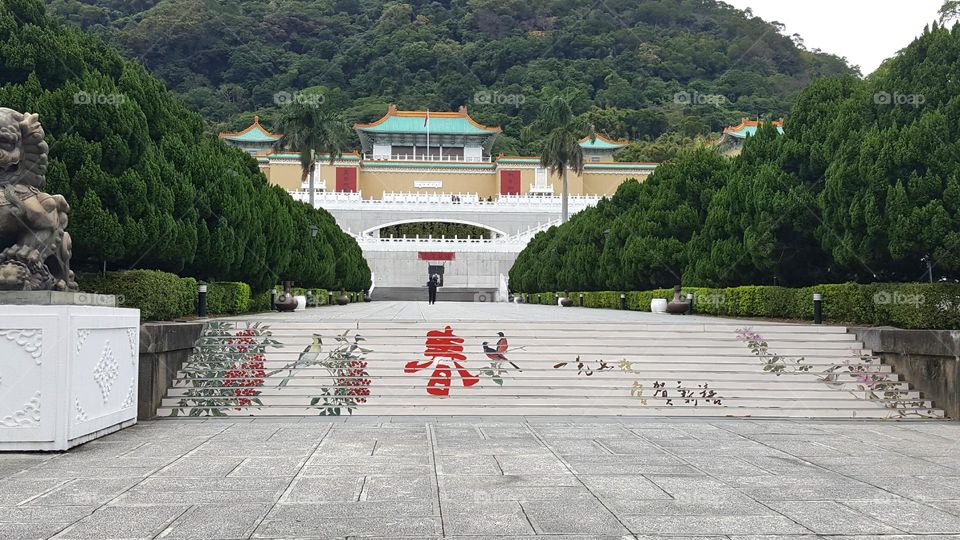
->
xmin=353 ymin=218 xmax=560 ymax=253
xmin=364 ymin=153 xmax=490 ymax=162
xmin=288 ymin=190 xmax=603 ymax=213
xmin=356 ymin=235 xmax=528 ymax=252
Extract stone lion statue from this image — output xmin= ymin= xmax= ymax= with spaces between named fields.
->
xmin=0 ymin=108 xmax=77 ymax=291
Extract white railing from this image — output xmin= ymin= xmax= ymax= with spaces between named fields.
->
xmin=366 ymin=153 xmax=490 ymax=162
xmin=289 ymin=190 xmax=603 ymax=213
xmin=353 ymin=218 xmax=560 ymax=254
xmin=356 ymin=235 xmax=529 ymax=253
xmin=512 ymin=218 xmax=562 ymax=241
xmin=359 ymin=235 xmax=525 ymax=244
xmin=381 ymin=192 xmax=481 ymax=204
xmin=289 ymin=190 xmax=363 ymax=203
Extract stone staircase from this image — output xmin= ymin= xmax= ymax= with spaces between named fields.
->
xmin=156 ymin=320 xmax=943 ymax=419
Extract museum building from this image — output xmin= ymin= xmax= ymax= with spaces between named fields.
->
xmin=219 ymin=105 xmax=658 ymax=199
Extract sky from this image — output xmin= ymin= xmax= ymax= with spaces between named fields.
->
xmin=723 ymin=0 xmax=945 ymax=75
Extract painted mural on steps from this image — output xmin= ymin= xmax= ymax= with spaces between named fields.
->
xmin=169 ymin=323 xmax=371 ymax=417
xmin=735 ymin=327 xmax=939 ymax=419
xmin=165 ymin=321 xmax=939 ymax=418
xmin=169 ymin=322 xmax=280 ymax=416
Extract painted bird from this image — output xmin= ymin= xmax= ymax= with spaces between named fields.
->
xmin=483 ymin=332 xmax=522 ymax=371
xmin=496 ymin=332 xmax=508 ymax=354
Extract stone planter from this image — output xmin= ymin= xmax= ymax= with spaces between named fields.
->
xmin=336 ymin=294 xmax=350 ymax=306
xmin=559 ymin=297 xmax=574 ymax=307
xmin=0 ymin=301 xmax=140 ymax=451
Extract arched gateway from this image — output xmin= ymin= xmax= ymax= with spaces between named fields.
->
xmin=221 ymin=105 xmax=659 ymax=299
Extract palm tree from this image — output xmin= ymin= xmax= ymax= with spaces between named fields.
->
xmin=526 ymin=95 xmax=592 ymax=223
xmin=275 ymin=99 xmax=352 ymax=208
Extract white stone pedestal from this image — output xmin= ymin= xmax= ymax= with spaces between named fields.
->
xmin=0 ymin=305 xmax=140 ymax=451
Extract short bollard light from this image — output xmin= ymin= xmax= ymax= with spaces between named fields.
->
xmin=687 ymin=292 xmax=694 ymax=315
xmin=813 ymin=292 xmax=823 ymax=325
xmin=579 ymin=293 xmax=584 ymax=307
xmin=197 ymin=283 xmax=208 ymax=318
xmin=270 ymin=288 xmax=277 ymax=310
xmin=328 ymin=291 xmax=333 ymax=306
xmin=619 ymin=293 xmax=627 ymax=310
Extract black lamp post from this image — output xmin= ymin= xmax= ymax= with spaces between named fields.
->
xmin=197 ymin=282 xmax=208 ymax=318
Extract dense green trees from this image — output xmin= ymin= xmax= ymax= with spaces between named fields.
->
xmin=46 ymin=0 xmax=853 ymax=153
xmin=512 ymin=23 xmax=960 ymax=291
xmin=0 ymin=0 xmax=370 ymax=292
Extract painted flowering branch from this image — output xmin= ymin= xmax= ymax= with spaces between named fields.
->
xmin=171 ymin=322 xmax=282 ymax=417
xmin=270 ymin=331 xmax=372 ymax=416
xmin=735 ymin=327 xmax=810 ymax=375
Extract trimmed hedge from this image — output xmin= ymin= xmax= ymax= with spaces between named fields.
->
xmin=519 ymin=283 xmax=960 ymax=330
xmin=77 ymin=271 xmax=373 ymax=320
xmin=78 ymin=270 xmax=196 ymax=321
xmin=207 ymin=282 xmax=252 ymax=315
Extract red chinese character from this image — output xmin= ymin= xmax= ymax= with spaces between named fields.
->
xmin=405 ymin=326 xmax=479 ymax=396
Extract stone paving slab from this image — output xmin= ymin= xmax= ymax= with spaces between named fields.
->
xmin=0 ymin=418 xmax=959 ymax=538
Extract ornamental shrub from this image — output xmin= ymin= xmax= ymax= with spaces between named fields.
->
xmin=206 ymin=282 xmax=252 ymax=315
xmin=519 ymin=282 xmax=960 ymax=330
xmin=77 ymin=270 xmax=196 ymax=321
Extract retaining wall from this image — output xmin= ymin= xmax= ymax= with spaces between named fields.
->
xmin=851 ymin=327 xmax=960 ymax=420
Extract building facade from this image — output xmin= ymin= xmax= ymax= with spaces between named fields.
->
xmin=219 ymin=106 xmax=659 ymax=298
xmin=716 ymin=117 xmax=785 ymax=156
xmin=221 ymin=105 xmax=657 ymax=199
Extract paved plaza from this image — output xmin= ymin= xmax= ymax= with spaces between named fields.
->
xmin=3 ymin=302 xmax=958 ymax=538
xmin=1 ymin=417 xmax=959 ymax=539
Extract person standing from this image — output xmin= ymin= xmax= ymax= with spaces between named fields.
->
xmin=427 ymin=276 xmax=439 ymax=304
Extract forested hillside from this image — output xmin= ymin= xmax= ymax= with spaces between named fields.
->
xmin=46 ymin=0 xmax=853 ymax=157
xmin=0 ymin=0 xmax=371 ymax=291
xmin=510 ymin=22 xmax=960 ymax=291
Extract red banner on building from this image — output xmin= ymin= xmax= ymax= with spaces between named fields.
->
xmin=418 ymin=252 xmax=455 ymax=261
